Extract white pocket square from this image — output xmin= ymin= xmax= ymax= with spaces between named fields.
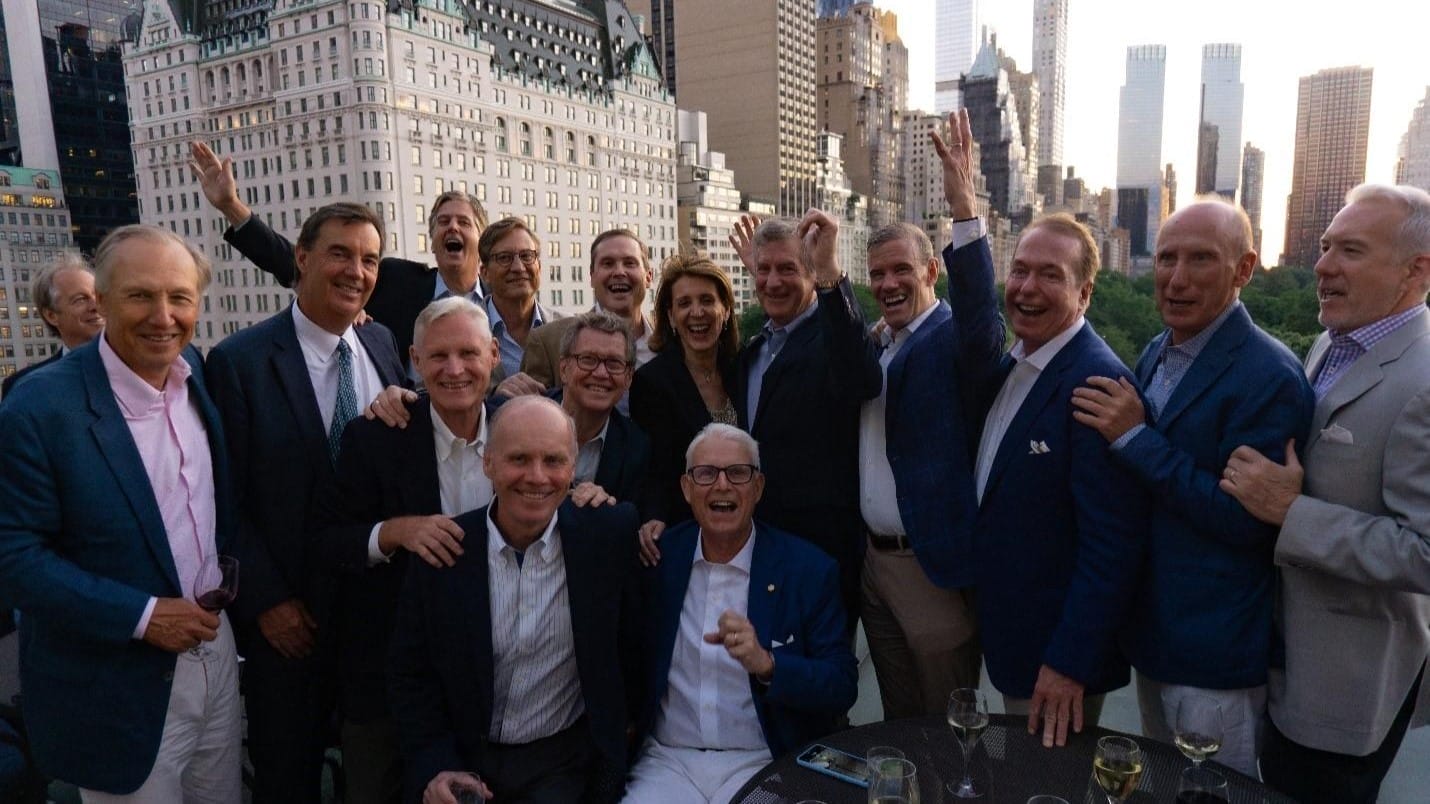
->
xmin=1028 ymin=440 xmax=1051 ymax=455
xmin=1320 ymin=424 xmax=1354 ymax=445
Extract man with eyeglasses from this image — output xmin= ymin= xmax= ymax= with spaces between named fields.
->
xmin=553 ymin=310 xmax=649 ymax=506
xmin=478 ymin=217 xmax=562 ymax=383
xmin=624 ymin=424 xmax=857 ymax=803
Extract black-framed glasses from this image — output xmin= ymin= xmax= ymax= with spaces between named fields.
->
xmin=567 ymin=353 xmax=631 ymax=374
xmin=686 ymin=464 xmax=759 ymax=486
xmin=490 ymin=249 xmax=539 ymax=267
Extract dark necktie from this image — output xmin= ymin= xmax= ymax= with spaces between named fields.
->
xmin=328 ymin=340 xmax=358 ymax=463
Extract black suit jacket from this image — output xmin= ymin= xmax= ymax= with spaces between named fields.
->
xmin=313 ymin=397 xmax=496 ymax=722
xmin=387 ymin=500 xmax=641 ymax=802
xmin=1 ymin=350 xmax=61 ymax=399
xmin=204 ymin=307 xmax=405 ymax=625
xmin=733 ymin=304 xmax=879 ymax=563
xmin=224 ymin=214 xmax=476 ymax=367
xmin=629 ymin=348 xmax=734 ymax=526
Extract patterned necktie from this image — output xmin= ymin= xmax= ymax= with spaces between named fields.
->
xmin=328 ymin=340 xmax=358 ymax=463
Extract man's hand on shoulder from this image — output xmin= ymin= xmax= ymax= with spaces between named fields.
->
xmin=492 ymin=371 xmax=545 ymax=399
xmin=365 ymin=384 xmax=418 ymax=428
xmin=379 ymin=515 xmax=466 ymax=568
xmin=142 ymin=598 xmax=220 ymax=653
xmin=570 ymin=481 xmax=616 ymax=508
xmin=1071 ymin=376 xmax=1146 ymax=443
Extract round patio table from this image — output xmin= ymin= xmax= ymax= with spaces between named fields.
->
xmin=730 ymin=714 xmax=1294 ymax=803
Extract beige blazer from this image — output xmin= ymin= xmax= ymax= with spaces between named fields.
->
xmin=1271 ymin=307 xmax=1430 ymax=755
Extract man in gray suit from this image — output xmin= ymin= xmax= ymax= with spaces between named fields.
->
xmin=1223 ymin=183 xmax=1430 ymax=803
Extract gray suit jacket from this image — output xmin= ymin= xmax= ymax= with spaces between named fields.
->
xmin=1271 ymin=306 xmax=1430 ymax=755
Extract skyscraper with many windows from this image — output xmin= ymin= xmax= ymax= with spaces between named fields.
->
xmin=1241 ymin=142 xmax=1264 ymax=262
xmin=1395 ymin=87 xmax=1430 ymax=192
xmin=935 ymin=0 xmax=979 ymax=113
xmin=1283 ymin=66 xmax=1373 ymax=269
xmin=1196 ymin=43 xmax=1244 ymax=200
xmin=1116 ymin=45 xmax=1166 ymax=260
xmin=1031 ymin=0 xmax=1065 ymax=170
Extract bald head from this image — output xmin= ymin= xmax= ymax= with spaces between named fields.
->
xmin=1154 ymin=199 xmax=1258 ymax=344
xmin=1163 ymin=199 xmax=1255 ymax=261
xmin=487 ymin=395 xmax=577 ymax=457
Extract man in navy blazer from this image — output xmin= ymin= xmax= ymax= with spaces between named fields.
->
xmin=1072 ymin=201 xmax=1314 ymax=775
xmin=0 ymin=225 xmax=242 ymax=798
xmin=387 ymin=396 xmax=641 ymax=804
xmin=191 ymin=141 xmax=487 ymax=369
xmin=205 ymin=203 xmax=405 ymax=802
xmin=956 ymin=202 xmax=1150 ymax=746
xmin=624 ymin=424 xmax=857 ymax=803
xmin=818 ymin=111 xmax=1004 ymax=719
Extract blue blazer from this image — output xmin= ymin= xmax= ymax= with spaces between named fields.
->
xmin=0 ymin=341 xmax=235 ymax=794
xmin=635 ymin=521 xmax=858 ymax=758
xmin=972 ymin=322 xmax=1151 ymax=699
xmin=821 ymin=240 xmax=1006 ymax=588
xmin=387 ymin=500 xmax=641 ymax=803
xmin=204 ymin=307 xmax=404 ymax=625
xmin=1116 ymin=305 xmax=1314 ymax=689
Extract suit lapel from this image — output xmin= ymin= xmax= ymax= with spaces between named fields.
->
xmin=185 ymin=347 xmax=237 ymax=556
xmin=558 ymin=505 xmax=601 ymax=711
xmin=356 ymin=323 xmax=404 ymax=387
xmin=745 ymin=527 xmax=779 ymax=650
xmin=270 ymin=311 xmax=330 ymax=467
xmin=1154 ymin=307 xmax=1251 ymax=430
xmin=460 ymin=509 xmax=496 ymax=731
xmin=399 ymin=403 xmax=443 ymax=512
xmin=80 ymin=346 xmax=183 ymax=595
xmin=886 ymin=302 xmax=951 ymax=406
xmin=735 ymin=334 xmax=763 ymax=429
xmin=593 ymin=413 xmax=626 ymax=493
xmin=754 ymin=320 xmax=816 ymax=431
xmin=1311 ymin=313 xmax=1430 ymax=438
xmin=653 ymin=526 xmax=698 ymax=701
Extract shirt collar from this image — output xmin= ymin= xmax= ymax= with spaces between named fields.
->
xmin=887 ymin=299 xmax=942 ymax=348
xmin=484 ymin=296 xmax=547 ymax=333
xmin=1335 ymin=305 xmax=1425 ymax=351
xmin=763 ymin=297 xmax=820 ymax=338
xmin=485 ymin=500 xmax=561 ymax=562
xmin=98 ymin=331 xmax=191 ymax=415
xmin=1011 ymin=316 xmax=1086 ymax=370
xmin=433 ymin=271 xmax=482 ymax=301
xmin=693 ymin=526 xmax=756 ymax=573
xmin=431 ymin=401 xmax=486 ymax=463
xmin=291 ymin=300 xmax=357 ymax=361
xmin=582 ymin=416 xmax=611 ymax=450
xmin=1160 ymin=301 xmax=1241 ymax=362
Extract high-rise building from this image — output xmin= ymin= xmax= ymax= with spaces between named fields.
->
xmin=1164 ymin=162 xmax=1178 ymax=216
xmin=1031 ymin=0 xmax=1066 ymax=170
xmin=816 ymin=2 xmax=906 ymax=227
xmin=814 ymin=131 xmax=871 ymax=285
xmin=935 ymin=0 xmax=979 ymax=113
xmin=1395 ymin=87 xmax=1430 ymax=191
xmin=0 ymin=165 xmax=73 ymax=384
xmin=124 ymin=0 xmax=678 ymax=346
xmin=1 ymin=0 xmax=141 ymax=253
xmin=1283 ymin=66 xmax=1373 ymax=269
xmin=640 ymin=0 xmax=817 ymax=216
xmin=961 ymin=37 xmax=1036 ymax=218
xmin=675 ymin=109 xmax=761 ymax=310
xmin=1116 ymin=45 xmax=1167 ymax=260
xmin=1196 ymin=43 xmax=1244 ymax=200
xmin=1241 ymin=142 xmax=1265 ymax=262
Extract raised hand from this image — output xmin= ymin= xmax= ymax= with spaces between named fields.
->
xmin=929 ymin=108 xmax=978 ymax=220
xmin=728 ymin=214 xmax=761 ymax=274
xmin=795 ymin=208 xmax=841 ymax=284
xmin=188 ymin=141 xmax=251 ymax=226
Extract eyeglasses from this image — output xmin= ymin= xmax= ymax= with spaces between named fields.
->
xmin=567 ymin=353 xmax=631 ymax=374
xmin=686 ymin=464 xmax=759 ymax=486
xmin=490 ymin=249 xmax=539 ymax=267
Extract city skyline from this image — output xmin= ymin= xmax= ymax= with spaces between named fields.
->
xmin=879 ymin=0 xmax=1426 ymax=265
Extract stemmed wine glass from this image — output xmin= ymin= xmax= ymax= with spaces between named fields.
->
xmin=1092 ymin=736 xmax=1143 ymax=804
xmin=946 ymin=688 xmax=989 ymax=798
xmin=187 ymin=554 xmax=238 ymax=659
xmin=1174 ymin=695 xmax=1224 ymax=769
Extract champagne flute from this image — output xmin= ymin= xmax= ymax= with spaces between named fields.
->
xmin=1173 ymin=695 xmax=1224 ymax=768
xmin=946 ymin=688 xmax=989 ymax=798
xmin=1092 ymin=736 xmax=1142 ymax=804
xmin=867 ymin=757 xmax=918 ymax=804
xmin=187 ymin=555 xmax=238 ymax=659
xmin=1174 ymin=766 xmax=1229 ymax=804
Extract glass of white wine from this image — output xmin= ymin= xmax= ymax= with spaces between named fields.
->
xmin=946 ymin=688 xmax=989 ymax=799
xmin=1092 ymin=736 xmax=1143 ymax=804
xmin=1173 ymin=695 xmax=1224 ymax=769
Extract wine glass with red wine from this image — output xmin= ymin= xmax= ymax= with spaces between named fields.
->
xmin=186 ymin=555 xmax=238 ymax=659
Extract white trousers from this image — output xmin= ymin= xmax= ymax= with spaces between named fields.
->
xmin=1135 ymin=672 xmax=1266 ymax=779
xmin=622 ymin=737 xmax=771 ymax=804
xmin=81 ymin=614 xmax=243 ymax=804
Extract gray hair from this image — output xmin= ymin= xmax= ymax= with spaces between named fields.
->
xmin=751 ymin=217 xmax=811 ymax=274
xmin=412 ymin=296 xmax=491 ymax=352
xmin=867 ymin=222 xmax=936 ymax=266
xmin=684 ymin=422 xmax=761 ymax=471
xmin=33 ymin=253 xmax=93 ymax=337
xmin=559 ymin=309 xmax=634 ymax=363
xmin=93 ymin=224 xmax=212 ymax=295
xmin=1345 ymin=183 xmax=1430 ymax=263
xmin=488 ymin=394 xmax=577 ymax=457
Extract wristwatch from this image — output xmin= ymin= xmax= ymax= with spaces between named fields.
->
xmin=815 ymin=273 xmax=844 ymax=290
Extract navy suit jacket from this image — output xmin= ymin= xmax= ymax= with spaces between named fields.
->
xmin=636 ymin=521 xmax=858 ymax=758
xmin=313 ymin=397 xmax=495 ymax=722
xmin=0 ymin=350 xmax=61 ymax=399
xmin=972 ymin=321 xmax=1150 ymax=698
xmin=204 ymin=307 xmax=404 ymax=625
xmin=1116 ymin=305 xmax=1314 ymax=689
xmin=821 ymin=241 xmax=1006 ymax=588
xmin=225 ymin=214 xmax=471 ymax=368
xmin=733 ymin=302 xmax=878 ymax=565
xmin=0 ymin=341 xmax=235 ymax=794
xmin=387 ymin=501 xmax=641 ymax=802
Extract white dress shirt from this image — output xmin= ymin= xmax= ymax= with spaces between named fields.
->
xmin=653 ymin=529 xmax=766 ymax=751
xmin=486 ymin=508 xmax=583 ymax=745
xmin=974 ymin=318 xmax=1086 ymax=501
xmin=858 ymin=301 xmax=942 ymax=536
xmin=290 ymin=301 xmax=384 ymax=434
